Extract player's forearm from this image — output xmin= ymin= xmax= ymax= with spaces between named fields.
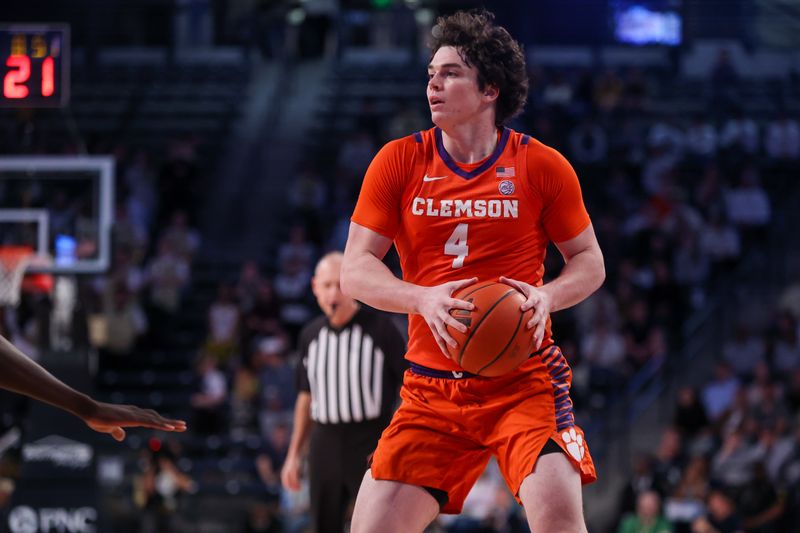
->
xmin=286 ymin=392 xmax=313 ymax=459
xmin=341 ymin=251 xmax=422 ymax=315
xmin=540 ymin=247 xmax=605 ymax=313
xmin=0 ymin=336 xmax=95 ymax=419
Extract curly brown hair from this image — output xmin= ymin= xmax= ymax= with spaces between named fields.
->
xmin=430 ymin=9 xmax=528 ymax=127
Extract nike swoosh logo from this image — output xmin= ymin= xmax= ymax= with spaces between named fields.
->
xmin=423 ymin=175 xmax=448 ymax=182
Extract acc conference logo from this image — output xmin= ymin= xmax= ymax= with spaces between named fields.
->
xmin=498 ymin=180 xmax=515 ymax=195
xmin=8 ymin=505 xmax=97 ymax=533
xmin=22 ymin=435 xmax=93 ymax=469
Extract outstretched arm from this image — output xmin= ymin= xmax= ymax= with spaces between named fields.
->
xmin=0 ymin=335 xmax=186 ymax=441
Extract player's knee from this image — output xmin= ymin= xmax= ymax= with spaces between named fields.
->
xmin=528 ymin=506 xmax=586 ymax=533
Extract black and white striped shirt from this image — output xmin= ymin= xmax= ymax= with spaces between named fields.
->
xmin=296 ymin=307 xmax=407 ymax=425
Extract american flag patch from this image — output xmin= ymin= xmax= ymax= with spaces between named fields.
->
xmin=496 ymin=166 xmax=515 ymax=178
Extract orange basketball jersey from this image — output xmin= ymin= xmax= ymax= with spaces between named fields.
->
xmin=351 ymin=127 xmax=590 ymax=371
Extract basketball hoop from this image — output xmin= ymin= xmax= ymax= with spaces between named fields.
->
xmin=0 ymin=246 xmax=53 ymax=307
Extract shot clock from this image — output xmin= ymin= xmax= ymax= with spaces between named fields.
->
xmin=1 ymin=25 xmax=69 ymax=108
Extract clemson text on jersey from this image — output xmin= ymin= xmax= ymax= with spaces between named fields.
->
xmin=411 ymin=198 xmax=519 ymax=218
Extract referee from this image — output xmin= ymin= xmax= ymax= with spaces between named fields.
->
xmin=280 ymin=251 xmax=407 ymax=533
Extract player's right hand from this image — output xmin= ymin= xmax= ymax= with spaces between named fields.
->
xmin=415 ymin=278 xmax=477 ymax=357
xmin=281 ymin=454 xmax=303 ymax=491
xmin=82 ymin=400 xmax=187 ymax=442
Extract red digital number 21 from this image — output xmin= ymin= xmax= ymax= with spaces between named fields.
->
xmin=3 ymin=56 xmax=55 ymax=99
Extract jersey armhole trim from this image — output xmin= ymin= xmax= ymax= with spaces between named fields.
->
xmin=349 ymin=217 xmax=397 ymax=241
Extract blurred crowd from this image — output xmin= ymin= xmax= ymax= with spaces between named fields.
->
xmin=616 ymin=289 xmax=800 ymax=533
xmin=0 ymin=46 xmax=799 ymax=532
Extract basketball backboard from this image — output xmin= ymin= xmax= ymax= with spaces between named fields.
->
xmin=0 ymin=156 xmax=113 ymax=274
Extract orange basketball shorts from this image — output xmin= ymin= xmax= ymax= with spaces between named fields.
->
xmin=369 ymin=345 xmax=597 ymax=514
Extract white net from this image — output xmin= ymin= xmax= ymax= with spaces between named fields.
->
xmin=0 ymin=249 xmax=33 ymax=307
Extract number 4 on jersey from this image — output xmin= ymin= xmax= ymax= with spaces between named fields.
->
xmin=445 ymin=223 xmax=469 ymax=268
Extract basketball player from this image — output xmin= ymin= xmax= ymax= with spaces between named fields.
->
xmin=341 ymin=10 xmax=605 ymax=532
xmin=0 ymin=335 xmax=186 ymax=441
xmin=280 ymin=252 xmax=406 ymax=533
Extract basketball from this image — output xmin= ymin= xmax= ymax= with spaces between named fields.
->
xmin=446 ymin=281 xmax=535 ymax=377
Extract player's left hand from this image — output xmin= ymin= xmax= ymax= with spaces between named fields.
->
xmin=499 ymin=276 xmax=552 ymax=350
xmin=81 ymin=400 xmax=187 ymax=442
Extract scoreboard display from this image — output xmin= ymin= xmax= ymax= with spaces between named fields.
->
xmin=0 ymin=25 xmax=69 ymax=108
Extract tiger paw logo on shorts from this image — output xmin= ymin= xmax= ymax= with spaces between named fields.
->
xmin=561 ymin=428 xmax=585 ymax=461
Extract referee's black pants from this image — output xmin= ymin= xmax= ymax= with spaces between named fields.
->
xmin=308 ymin=419 xmax=387 ymax=533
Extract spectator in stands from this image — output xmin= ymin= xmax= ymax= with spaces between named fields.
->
xmin=768 ymin=310 xmax=800 ymax=373
xmin=719 ymin=388 xmax=750 ymax=440
xmin=701 ymin=361 xmax=740 ymax=422
xmin=711 ymin=429 xmax=760 ymax=489
xmin=691 ymin=487 xmax=744 ymax=533
xmin=136 ymin=444 xmax=196 ymax=533
xmin=278 ymin=225 xmax=316 ymax=274
xmin=581 ymin=316 xmax=627 ymax=395
xmin=96 ymin=287 xmax=148 ymax=358
xmin=722 ymin=324 xmax=766 ymax=380
xmin=754 ymin=424 xmax=795 ymax=486
xmin=237 ymin=260 xmax=267 ymax=314
xmin=618 ymin=490 xmax=672 ymax=533
xmin=256 ymin=421 xmax=291 ymax=498
xmin=623 ymin=298 xmax=660 ymax=371
xmin=123 ymin=149 xmax=158 ymax=239
xmin=744 ymin=362 xmax=774 ymax=406
xmin=242 ymin=281 xmax=285 ymax=354
xmin=672 ymin=387 xmax=709 ymax=441
xmin=112 ymin=204 xmax=149 ymax=264
xmin=190 ymin=353 xmax=228 ymax=435
xmin=229 ymin=360 xmax=260 ymax=436
xmin=205 ymin=282 xmax=241 ymax=366
xmin=748 ymin=381 xmax=790 ymax=433
xmin=101 ymin=247 xmax=147 ymax=300
xmin=618 ymin=454 xmax=666 ymax=520
xmin=654 ymin=428 xmax=686 ymax=495
xmin=665 ymin=456 xmax=709 ymax=533
xmin=146 ymin=238 xmax=191 ymax=315
xmin=672 ymin=232 xmax=711 ymax=310
xmin=161 ymin=210 xmax=201 ymax=260
xmin=724 ymin=166 xmax=771 ymax=239
xmin=738 ymin=461 xmax=785 ymax=533
xmin=699 ymin=209 xmax=741 ymax=277
xmin=764 ymin=112 xmax=800 ymax=160
xmin=273 ymin=255 xmax=313 ymax=342
xmin=255 ymin=336 xmax=295 ymax=438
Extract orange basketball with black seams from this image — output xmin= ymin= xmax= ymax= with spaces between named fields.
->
xmin=446 ymin=281 xmax=535 ymax=377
